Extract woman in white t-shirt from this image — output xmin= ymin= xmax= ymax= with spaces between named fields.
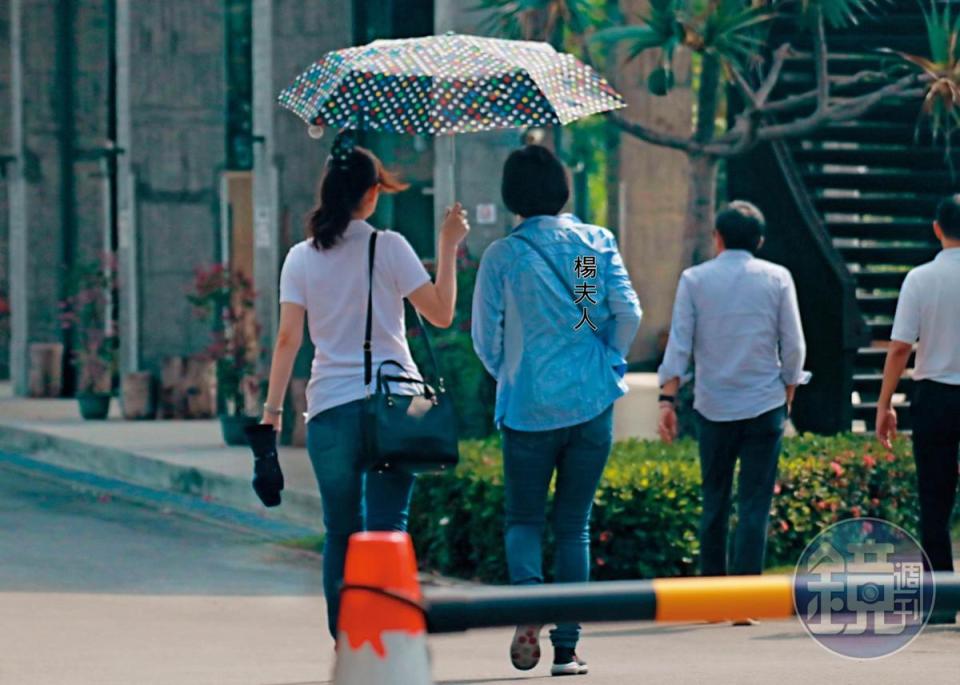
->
xmin=260 ymin=134 xmax=469 ymax=638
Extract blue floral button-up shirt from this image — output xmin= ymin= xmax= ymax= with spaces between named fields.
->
xmin=471 ymin=214 xmax=642 ymax=431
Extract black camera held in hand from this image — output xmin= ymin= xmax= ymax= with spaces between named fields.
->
xmin=245 ymin=424 xmax=285 ymax=508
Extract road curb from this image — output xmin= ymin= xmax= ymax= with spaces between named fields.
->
xmin=0 ymin=423 xmax=323 ymax=535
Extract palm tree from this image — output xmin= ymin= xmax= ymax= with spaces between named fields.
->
xmin=477 ymin=0 xmax=934 ymax=264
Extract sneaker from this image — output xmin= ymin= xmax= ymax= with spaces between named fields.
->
xmin=510 ymin=625 xmax=543 ymax=671
xmin=551 ymin=647 xmax=588 ymax=676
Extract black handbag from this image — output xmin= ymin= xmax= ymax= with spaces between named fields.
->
xmin=361 ymin=231 xmax=459 ymax=473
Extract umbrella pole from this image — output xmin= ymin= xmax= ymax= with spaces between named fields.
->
xmin=449 ymin=135 xmax=457 ymax=202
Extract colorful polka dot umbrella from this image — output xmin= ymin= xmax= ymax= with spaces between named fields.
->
xmin=277 ymin=33 xmax=626 ymax=136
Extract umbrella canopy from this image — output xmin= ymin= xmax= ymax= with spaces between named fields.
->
xmin=278 ymin=33 xmax=625 ymax=136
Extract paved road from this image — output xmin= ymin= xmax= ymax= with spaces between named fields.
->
xmin=1 ymin=466 xmax=958 ymax=685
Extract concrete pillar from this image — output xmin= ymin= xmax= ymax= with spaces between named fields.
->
xmin=252 ymin=0 xmax=277 ymax=352
xmin=8 ymin=0 xmax=69 ymax=395
xmin=115 ymin=0 xmax=138 ymax=373
xmin=252 ymin=0 xmax=352 ymax=356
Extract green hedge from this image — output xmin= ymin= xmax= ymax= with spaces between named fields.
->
xmin=409 ymin=433 xmax=919 ymax=583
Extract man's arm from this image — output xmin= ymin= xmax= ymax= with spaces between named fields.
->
xmin=877 ymin=272 xmax=920 ymax=449
xmin=657 ymin=274 xmax=695 ymax=443
xmin=471 ymin=243 xmax=506 ymax=378
xmin=876 ymin=342 xmax=912 ymax=449
xmin=778 ymin=272 xmax=807 ymax=412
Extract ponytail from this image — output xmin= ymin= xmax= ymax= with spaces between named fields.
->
xmin=307 ymin=135 xmax=408 ymax=250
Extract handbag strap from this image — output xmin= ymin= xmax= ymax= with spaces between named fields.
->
xmin=364 ymin=231 xmax=445 ymax=391
xmin=510 ymin=233 xmax=574 ymax=300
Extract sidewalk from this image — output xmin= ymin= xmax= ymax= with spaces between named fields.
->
xmin=0 ymin=374 xmax=662 ymax=538
xmin=0 ymin=383 xmax=324 ymax=533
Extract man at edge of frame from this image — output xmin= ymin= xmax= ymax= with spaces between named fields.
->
xmin=876 ymin=194 xmax=960 ymax=626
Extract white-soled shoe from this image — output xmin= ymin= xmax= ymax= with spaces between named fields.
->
xmin=551 ymin=648 xmax=588 ymax=676
xmin=509 ymin=625 xmax=543 ymax=671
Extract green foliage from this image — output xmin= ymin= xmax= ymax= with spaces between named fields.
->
xmin=409 ymin=433 xmax=919 ymax=582
xmin=648 ymin=65 xmax=676 ymax=96
xmin=474 ymin=0 xmax=606 ymax=41
xmin=409 ymin=248 xmax=497 ymax=439
xmin=592 ymin=0 xmax=773 ymax=96
xmin=804 ymin=0 xmax=882 ymax=30
xmin=700 ymin=0 xmax=773 ymax=67
xmin=891 ymin=0 xmax=960 ymax=149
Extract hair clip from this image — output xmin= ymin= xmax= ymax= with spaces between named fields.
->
xmin=331 ymin=129 xmax=356 ymax=170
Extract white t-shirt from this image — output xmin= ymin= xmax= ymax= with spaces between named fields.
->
xmin=890 ymin=247 xmax=960 ymax=385
xmin=279 ymin=220 xmax=432 ymax=420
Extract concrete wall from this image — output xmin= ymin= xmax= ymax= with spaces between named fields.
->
xmin=271 ymin=0 xmax=352 ymax=253
xmin=616 ymin=0 xmax=692 ymax=366
xmin=250 ymin=0 xmax=353 ymax=359
xmin=7 ymin=0 xmax=111 ymax=391
xmin=124 ymin=0 xmax=226 ymax=373
xmin=71 ymin=0 xmax=110 ymax=265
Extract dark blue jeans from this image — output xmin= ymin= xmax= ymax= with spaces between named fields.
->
xmin=502 ymin=405 xmax=614 ymax=649
xmin=696 ymin=405 xmax=786 ymax=576
xmin=306 ymin=399 xmax=416 ymax=638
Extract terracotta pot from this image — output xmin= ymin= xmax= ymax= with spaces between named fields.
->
xmin=121 ymin=372 xmax=156 ymax=419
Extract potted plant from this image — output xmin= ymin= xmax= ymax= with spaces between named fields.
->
xmin=188 ymin=264 xmax=262 ymax=445
xmin=59 ymin=255 xmax=118 ymax=420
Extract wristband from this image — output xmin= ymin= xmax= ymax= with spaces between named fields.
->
xmin=658 ymin=394 xmax=676 ymax=405
xmin=263 ymin=403 xmax=284 ymax=416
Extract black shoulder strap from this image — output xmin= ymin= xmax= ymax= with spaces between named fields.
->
xmin=364 ymin=231 xmax=378 ymax=387
xmin=364 ymin=231 xmax=445 ymax=391
xmin=510 ymin=232 xmax=604 ymax=338
xmin=510 ymin=233 xmax=574 ymax=301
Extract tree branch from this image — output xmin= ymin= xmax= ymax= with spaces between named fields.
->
xmin=812 ymin=10 xmax=829 ymax=111
xmin=756 ymin=43 xmax=792 ymax=106
xmin=729 ymin=65 xmax=760 ymax=108
xmin=759 ymin=70 xmax=890 ymax=116
xmin=607 ymin=111 xmax=704 ymax=154
xmin=756 ymin=73 xmax=922 ymax=142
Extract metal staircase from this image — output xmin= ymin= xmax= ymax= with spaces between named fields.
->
xmin=735 ymin=3 xmax=954 ymax=432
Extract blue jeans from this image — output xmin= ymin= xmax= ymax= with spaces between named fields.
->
xmin=306 ymin=399 xmax=416 ymax=638
xmin=696 ymin=405 xmax=785 ymax=576
xmin=501 ymin=405 xmax=614 ymax=649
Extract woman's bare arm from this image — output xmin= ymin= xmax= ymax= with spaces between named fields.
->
xmin=261 ymin=303 xmax=305 ymax=431
xmin=407 ymin=203 xmax=470 ymax=328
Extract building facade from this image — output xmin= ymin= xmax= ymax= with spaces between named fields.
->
xmin=1 ymin=0 xmax=689 ymax=394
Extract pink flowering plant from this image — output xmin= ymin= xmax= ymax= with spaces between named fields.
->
xmin=0 ymin=294 xmax=9 ymax=340
xmin=58 ymin=254 xmax=118 ymax=395
xmin=187 ymin=264 xmax=262 ymax=416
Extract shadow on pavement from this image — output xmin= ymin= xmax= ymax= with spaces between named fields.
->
xmin=1 ymin=469 xmax=324 ymax=596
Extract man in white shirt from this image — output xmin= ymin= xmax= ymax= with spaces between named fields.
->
xmin=877 ymin=194 xmax=960 ymax=623
xmin=659 ymin=201 xmax=807 ymax=580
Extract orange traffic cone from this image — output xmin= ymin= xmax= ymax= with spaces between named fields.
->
xmin=333 ymin=532 xmax=433 ymax=685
